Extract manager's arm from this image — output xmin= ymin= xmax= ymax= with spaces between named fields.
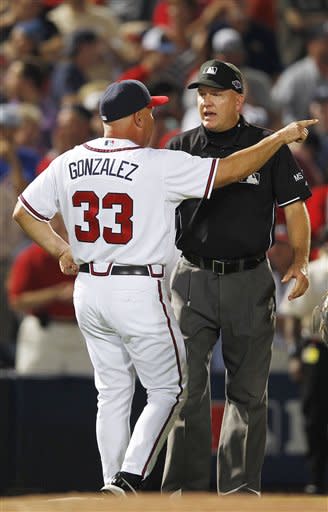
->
xmin=213 ymin=119 xmax=317 ymax=188
xmin=12 ymin=207 xmax=79 ymax=275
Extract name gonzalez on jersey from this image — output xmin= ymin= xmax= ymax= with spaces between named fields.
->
xmin=68 ymin=158 xmax=139 ymax=181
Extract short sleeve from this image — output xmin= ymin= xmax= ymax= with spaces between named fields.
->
xmin=19 ymin=157 xmax=60 ymax=221
xmin=272 ymin=145 xmax=312 ymax=207
xmin=160 ymin=149 xmax=217 ymax=203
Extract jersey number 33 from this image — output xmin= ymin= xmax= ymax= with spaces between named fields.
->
xmin=72 ymin=191 xmax=133 ymax=245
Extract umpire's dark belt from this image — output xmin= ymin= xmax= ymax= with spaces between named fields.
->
xmin=79 ymin=263 xmax=164 ymax=278
xmin=183 ymin=252 xmax=266 ymax=275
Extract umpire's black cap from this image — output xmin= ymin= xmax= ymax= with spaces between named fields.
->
xmin=99 ymin=80 xmax=169 ymax=123
xmin=188 ymin=59 xmax=244 ymax=93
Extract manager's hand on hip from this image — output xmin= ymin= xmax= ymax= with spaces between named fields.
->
xmin=59 ymin=247 xmax=79 ymax=276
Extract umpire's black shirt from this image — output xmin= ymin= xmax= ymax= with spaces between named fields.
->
xmin=168 ymin=116 xmax=312 ymax=260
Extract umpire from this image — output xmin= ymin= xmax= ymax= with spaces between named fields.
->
xmin=161 ymin=60 xmax=312 ymax=495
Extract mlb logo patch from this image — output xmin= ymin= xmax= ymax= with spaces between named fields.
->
xmin=204 ymin=66 xmax=218 ymax=75
xmin=239 ymin=172 xmax=260 ymax=185
xmin=232 ymin=80 xmax=242 ymax=90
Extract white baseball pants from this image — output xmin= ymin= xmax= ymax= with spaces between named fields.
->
xmin=73 ymin=269 xmax=187 ymax=485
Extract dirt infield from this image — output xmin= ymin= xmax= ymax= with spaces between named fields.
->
xmin=1 ymin=492 xmax=327 ymax=512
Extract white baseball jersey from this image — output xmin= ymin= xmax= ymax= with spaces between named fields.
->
xmin=19 ymin=137 xmax=218 ymax=265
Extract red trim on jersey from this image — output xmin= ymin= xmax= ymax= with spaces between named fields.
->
xmin=204 ymin=159 xmax=217 ymax=198
xmin=89 ymin=263 xmax=112 ymax=276
xmin=19 ymin=194 xmax=50 ymax=221
xmin=83 ymin=143 xmax=143 ymax=153
xmin=141 ymin=280 xmax=184 ymax=478
xmin=147 ymin=264 xmax=164 ymax=278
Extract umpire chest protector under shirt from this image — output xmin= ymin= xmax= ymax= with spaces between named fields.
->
xmin=170 ymin=116 xmax=312 ymax=260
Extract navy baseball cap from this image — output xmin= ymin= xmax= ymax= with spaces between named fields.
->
xmin=99 ymin=80 xmax=169 ymax=122
xmin=188 ymin=59 xmax=244 ymax=93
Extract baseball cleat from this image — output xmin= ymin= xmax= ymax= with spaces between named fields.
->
xmin=101 ymin=471 xmax=142 ymax=496
xmin=101 ymin=483 xmax=127 ymax=497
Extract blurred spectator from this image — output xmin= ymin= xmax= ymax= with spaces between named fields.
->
xmin=0 ymin=0 xmax=62 ymax=63
xmin=209 ymin=0 xmax=283 ymax=77
xmin=14 ymin=103 xmax=44 ymax=156
xmin=241 ymin=103 xmax=270 ymax=127
xmin=268 ymin=225 xmax=294 ymax=316
xmin=42 ymin=0 xmax=62 ymax=6
xmin=50 ymin=29 xmax=105 ymax=107
xmin=119 ymin=23 xmax=198 ymax=95
xmin=47 ymin=0 xmax=118 ymax=36
xmin=78 ymin=80 xmax=109 ymax=137
xmin=3 ymin=58 xmax=57 ymax=148
xmin=118 ymin=26 xmax=178 ymax=85
xmin=276 ymin=184 xmax=328 ymax=262
xmin=37 ymin=104 xmax=93 ymax=174
xmin=118 ymin=19 xmax=151 ymax=55
xmin=109 ymin=0 xmax=157 ymax=23
xmin=246 ymin=0 xmax=277 ymax=30
xmin=278 ymin=0 xmax=328 ymax=66
xmin=147 ymin=80 xmax=184 ymax=148
xmin=0 ymin=103 xmax=39 ymax=193
xmin=210 ymin=27 xmax=274 ymax=115
xmin=288 ymin=132 xmax=325 ymax=188
xmin=306 ymin=185 xmax=328 ymax=260
xmin=154 ymin=0 xmax=227 ymax=65
xmin=0 ymin=103 xmax=38 ymax=361
xmin=152 ymin=0 xmax=203 ymax=50
xmin=267 ymin=225 xmax=294 ymax=369
xmin=278 ymin=241 xmax=328 ymax=495
xmin=7 ymin=213 xmax=93 ymax=376
xmin=272 ymin=22 xmax=328 ymax=124
xmin=309 ymin=84 xmax=328 ymax=182
xmin=47 ymin=0 xmax=137 ymax=64
xmin=2 ymin=19 xmax=52 ymax=61
xmin=152 ymin=0 xmax=201 ymax=32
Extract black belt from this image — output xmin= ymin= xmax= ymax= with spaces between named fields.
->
xmin=183 ymin=253 xmax=266 ymax=275
xmin=79 ymin=263 xmax=163 ymax=277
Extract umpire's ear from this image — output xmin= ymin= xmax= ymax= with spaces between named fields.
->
xmin=235 ymin=91 xmax=245 ymax=113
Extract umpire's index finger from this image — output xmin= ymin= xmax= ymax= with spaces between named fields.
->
xmin=298 ymin=118 xmax=318 ymax=127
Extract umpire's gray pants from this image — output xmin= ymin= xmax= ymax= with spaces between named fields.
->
xmin=161 ymin=256 xmax=275 ymax=494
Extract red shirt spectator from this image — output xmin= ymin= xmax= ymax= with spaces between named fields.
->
xmin=306 ymin=184 xmax=328 ymax=259
xmin=276 ymin=184 xmax=328 ymax=261
xmin=8 ymin=243 xmax=76 ymax=320
xmin=246 ymin=0 xmax=276 ymax=30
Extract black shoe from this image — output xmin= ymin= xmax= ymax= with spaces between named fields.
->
xmin=304 ymin=483 xmax=326 ymax=495
xmin=101 ymin=471 xmax=142 ymax=496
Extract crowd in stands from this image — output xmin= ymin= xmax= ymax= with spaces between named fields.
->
xmin=0 ymin=0 xmax=327 ymax=373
